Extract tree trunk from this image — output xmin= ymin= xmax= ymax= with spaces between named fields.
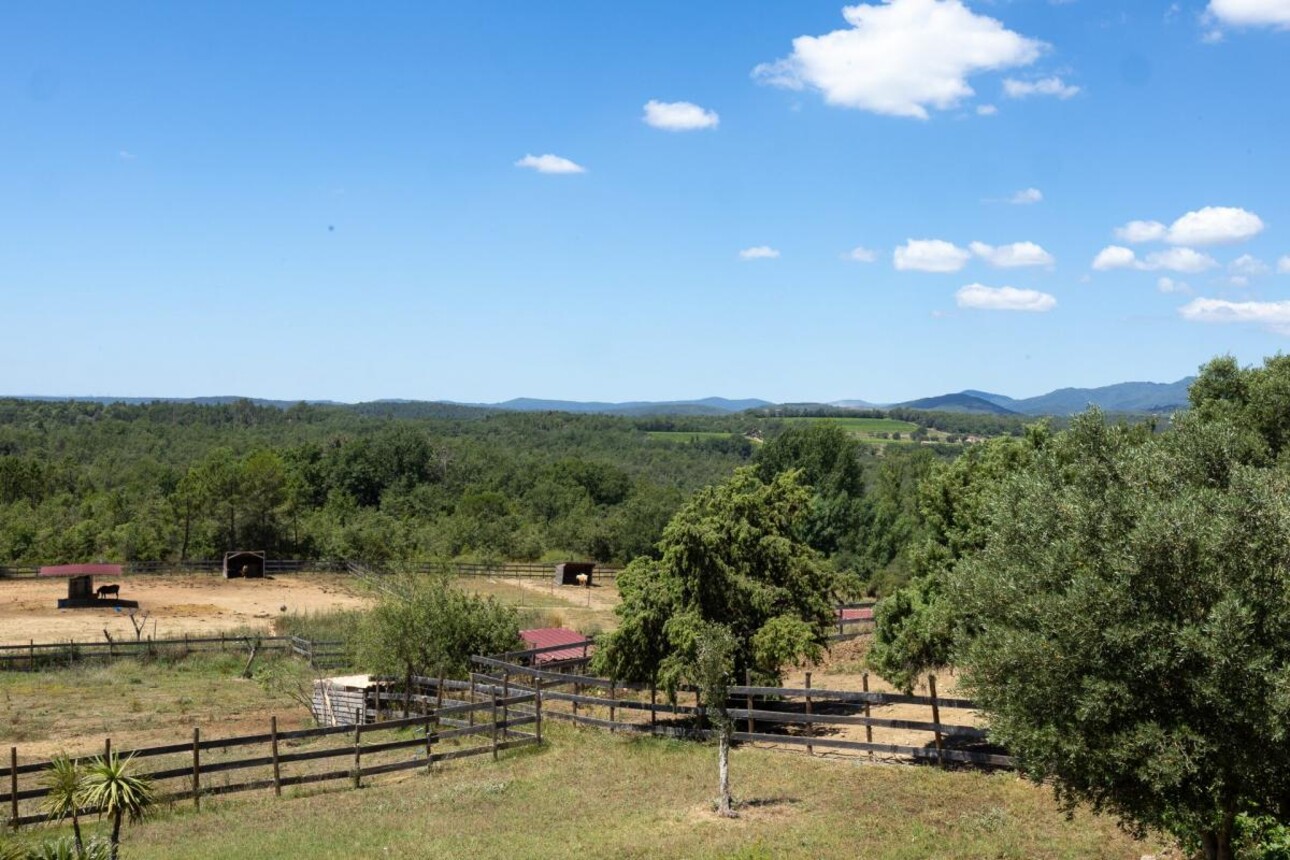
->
xmin=72 ymin=812 xmax=83 ymax=857
xmin=716 ymin=726 xmax=735 ymax=818
xmin=180 ymin=504 xmax=191 ymax=561
xmin=110 ymin=808 xmax=122 ymax=859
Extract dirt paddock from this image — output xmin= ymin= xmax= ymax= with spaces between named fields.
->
xmin=0 ymin=573 xmax=372 ymax=645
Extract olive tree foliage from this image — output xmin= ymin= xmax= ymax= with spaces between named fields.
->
xmin=592 ymin=467 xmax=852 ymax=691
xmin=867 ymin=429 xmax=1042 ymax=690
xmin=357 ymin=573 xmax=521 ymax=711
xmin=687 ymin=623 xmax=739 ymax=817
xmin=951 ymin=406 xmax=1290 ymax=860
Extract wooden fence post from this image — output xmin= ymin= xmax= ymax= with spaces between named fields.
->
xmin=502 ymin=673 xmax=510 ymax=741
xmin=491 ymin=695 xmax=500 ymax=761
xmin=649 ymin=680 xmax=657 ymax=730
xmin=468 ymin=677 xmax=476 ymax=726
xmin=9 ymin=747 xmax=17 ymax=831
xmin=929 ymin=675 xmax=945 ymax=768
xmin=805 ymin=672 xmax=814 ymax=757
xmin=535 ymin=687 xmax=543 ymax=744
xmin=28 ymin=640 xmax=33 ymax=672
xmin=573 ymin=678 xmax=580 ymax=723
xmin=436 ymin=676 xmax=445 ymax=717
xmin=609 ymin=680 xmax=616 ymax=732
xmin=104 ymin=738 xmax=111 ymax=761
xmin=270 ymin=716 xmax=281 ymax=797
xmin=745 ymin=669 xmax=754 ymax=736
xmin=352 ymin=710 xmax=363 ymax=788
xmin=862 ymin=673 xmax=874 ymax=761
xmin=192 ymin=727 xmax=201 ymax=811
xmin=425 ymin=712 xmax=437 ymax=774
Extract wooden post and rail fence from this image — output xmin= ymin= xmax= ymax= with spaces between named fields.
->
xmin=0 ymin=635 xmax=347 ymax=672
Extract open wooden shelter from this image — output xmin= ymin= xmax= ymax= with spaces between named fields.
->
xmin=223 ymin=550 xmax=266 ymax=578
xmin=553 ymin=561 xmax=595 ymax=587
xmin=39 ymin=563 xmax=137 ymax=609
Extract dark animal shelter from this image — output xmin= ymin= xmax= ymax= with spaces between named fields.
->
xmin=223 ymin=551 xmax=267 ymax=579
xmin=553 ymin=561 xmax=595 ymax=587
xmin=41 ymin=564 xmax=138 ymax=609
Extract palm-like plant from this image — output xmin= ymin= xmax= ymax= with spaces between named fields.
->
xmin=76 ymin=753 xmax=154 ymax=860
xmin=39 ymin=756 xmax=85 ymax=856
xmin=0 ymin=836 xmax=28 ymax=860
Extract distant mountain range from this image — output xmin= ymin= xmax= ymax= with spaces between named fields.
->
xmin=2 ymin=378 xmax=1196 ymax=418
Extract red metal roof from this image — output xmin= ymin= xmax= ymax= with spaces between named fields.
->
xmin=837 ymin=607 xmax=874 ymax=622
xmin=519 ymin=627 xmax=592 ymax=664
xmin=39 ymin=564 xmax=122 ymax=578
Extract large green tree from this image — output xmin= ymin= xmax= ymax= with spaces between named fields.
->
xmin=950 ymin=407 xmax=1290 ymax=860
xmin=592 ymin=467 xmax=852 ymax=690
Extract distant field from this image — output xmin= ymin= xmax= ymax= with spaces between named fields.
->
xmin=645 ymin=431 xmax=746 ymax=443
xmin=782 ymin=417 xmax=919 ymax=435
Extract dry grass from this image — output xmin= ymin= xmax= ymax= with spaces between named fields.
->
xmin=49 ymin=723 xmax=1172 ymax=860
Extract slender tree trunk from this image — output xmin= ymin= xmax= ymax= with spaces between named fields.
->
xmin=180 ymin=504 xmax=191 ymax=561
xmin=110 ymin=809 xmax=122 ymax=859
xmin=717 ymin=726 xmax=735 ymax=818
xmin=72 ymin=811 xmax=83 ymax=857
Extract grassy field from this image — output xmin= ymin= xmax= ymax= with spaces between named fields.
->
xmin=10 ymin=722 xmax=1167 ymax=860
xmin=782 ymin=417 xmax=919 ymax=435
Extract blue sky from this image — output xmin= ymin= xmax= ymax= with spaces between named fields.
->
xmin=3 ymin=0 xmax=1289 ymax=404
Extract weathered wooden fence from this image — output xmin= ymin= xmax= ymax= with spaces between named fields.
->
xmin=470 ymin=648 xmax=1012 ymax=770
xmin=0 ymin=560 xmax=620 ymax=581
xmin=0 ymin=635 xmax=346 ymax=672
xmin=3 ymin=686 xmax=539 ymax=831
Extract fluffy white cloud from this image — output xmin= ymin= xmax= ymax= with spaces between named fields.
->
xmin=1279 ymin=255 xmax=1290 ymax=274
xmin=1208 ymin=0 xmax=1290 ymax=28
xmin=977 ymin=104 xmax=999 ymax=116
xmin=1091 ymin=245 xmax=1218 ymax=273
xmin=642 ymin=100 xmax=720 ymax=131
xmin=1157 ymin=276 xmax=1193 ymax=294
xmin=1092 ymin=245 xmax=1139 ymax=270
xmin=1180 ymin=297 xmax=1290 ymax=334
xmin=1010 ymin=187 xmax=1043 ymax=204
xmin=1003 ymin=76 xmax=1081 ymax=99
xmin=845 ymin=246 xmax=878 ymax=262
xmin=752 ymin=0 xmax=1045 ymax=120
xmin=894 ymin=239 xmax=972 ymax=272
xmin=970 ymin=240 xmax=1054 ymax=268
xmin=1231 ymin=254 xmax=1271 ymax=277
xmin=1167 ymin=206 xmax=1264 ymax=245
xmin=956 ymin=283 xmax=1057 ymax=312
xmin=739 ymin=246 xmax=781 ymax=260
xmin=1115 ymin=220 xmax=1168 ymax=243
xmin=514 ymin=154 xmax=586 ymax=174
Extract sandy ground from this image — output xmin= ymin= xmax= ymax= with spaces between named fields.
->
xmin=0 ymin=573 xmax=371 ymax=645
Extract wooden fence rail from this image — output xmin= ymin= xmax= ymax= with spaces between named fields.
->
xmin=0 ymin=635 xmax=346 ymax=671
xmin=3 ymin=693 xmax=539 ymax=831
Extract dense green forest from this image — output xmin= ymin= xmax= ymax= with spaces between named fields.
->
xmin=0 ymin=398 xmax=987 ymax=579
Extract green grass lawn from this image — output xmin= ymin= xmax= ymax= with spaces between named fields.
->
xmin=27 ymin=723 xmax=1168 ymax=860
xmin=782 ymin=417 xmax=919 ymax=435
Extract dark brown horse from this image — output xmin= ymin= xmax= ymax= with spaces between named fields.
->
xmin=96 ymin=584 xmax=120 ymax=599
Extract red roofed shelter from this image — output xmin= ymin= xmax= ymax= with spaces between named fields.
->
xmin=39 ymin=564 xmax=136 ymax=609
xmin=518 ymin=627 xmax=593 ymax=667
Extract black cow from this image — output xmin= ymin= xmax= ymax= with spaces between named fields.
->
xmin=96 ymin=584 xmax=120 ymax=599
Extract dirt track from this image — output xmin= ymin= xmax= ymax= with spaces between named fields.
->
xmin=0 ymin=573 xmax=371 ymax=645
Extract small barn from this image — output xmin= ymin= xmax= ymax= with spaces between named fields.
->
xmin=312 ymin=675 xmax=371 ymax=727
xmin=518 ymin=627 xmax=592 ymax=668
xmin=223 ymin=550 xmax=266 ymax=579
xmin=553 ymin=561 xmax=595 ymax=587
xmin=40 ymin=564 xmax=137 ymax=609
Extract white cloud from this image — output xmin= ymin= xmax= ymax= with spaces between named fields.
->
xmin=894 ymin=239 xmax=972 ymax=272
xmin=1010 ymin=187 xmax=1043 ymax=204
xmin=739 ymin=246 xmax=781 ymax=260
xmin=1278 ymin=255 xmax=1290 ymax=274
xmin=1166 ymin=206 xmax=1264 ymax=245
xmin=752 ymin=0 xmax=1046 ymax=120
xmin=1114 ymin=220 xmax=1167 ymax=243
xmin=1092 ymin=245 xmax=1139 ymax=270
xmin=1179 ymin=297 xmax=1290 ymax=335
xmin=1202 ymin=28 xmax=1227 ymax=42
xmin=1231 ymin=253 xmax=1271 ymax=277
xmin=969 ymin=240 xmax=1055 ymax=268
xmin=1144 ymin=247 xmax=1220 ymax=273
xmin=845 ymin=246 xmax=878 ymax=262
xmin=1003 ymin=76 xmax=1081 ymax=99
xmin=977 ymin=104 xmax=999 ymax=116
xmin=1091 ymin=245 xmax=1218 ymax=273
xmin=514 ymin=154 xmax=586 ymax=174
xmin=642 ymin=100 xmax=720 ymax=131
xmin=1157 ymin=276 xmax=1193 ymax=294
xmin=1208 ymin=0 xmax=1290 ymax=28
xmin=956 ymin=283 xmax=1057 ymax=312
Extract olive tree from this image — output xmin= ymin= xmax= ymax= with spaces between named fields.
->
xmin=951 ymin=410 xmax=1290 ymax=860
